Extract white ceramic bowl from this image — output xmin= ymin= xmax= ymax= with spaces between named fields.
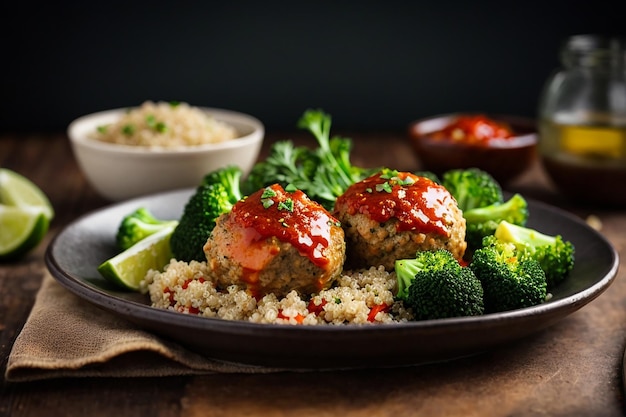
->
xmin=68 ymin=107 xmax=264 ymax=201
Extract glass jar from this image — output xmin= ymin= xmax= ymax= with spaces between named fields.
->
xmin=538 ymin=34 xmax=626 ymax=206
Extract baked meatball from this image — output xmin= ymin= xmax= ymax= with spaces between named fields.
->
xmin=204 ymin=184 xmax=346 ymax=298
xmin=334 ymin=169 xmax=466 ymax=270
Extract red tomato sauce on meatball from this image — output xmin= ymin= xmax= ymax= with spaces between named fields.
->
xmin=230 ymin=184 xmax=339 ymax=268
xmin=335 ymin=169 xmax=454 ymax=236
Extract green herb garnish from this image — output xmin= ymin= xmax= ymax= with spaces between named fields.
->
xmin=122 ymin=124 xmax=135 ymax=136
xmin=261 ymin=188 xmax=277 ymax=199
xmin=243 ymin=109 xmax=378 ymax=211
xmin=146 ymin=115 xmax=156 ymax=127
xmin=380 ymin=168 xmax=399 ymax=180
xmin=261 ymin=187 xmax=277 ymax=208
xmin=376 ymin=182 xmax=393 ymax=193
xmin=155 ymin=122 xmax=167 ymax=133
xmin=277 ymin=198 xmax=294 ymax=212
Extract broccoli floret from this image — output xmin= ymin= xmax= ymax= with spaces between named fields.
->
xmin=395 ymin=249 xmax=484 ymax=320
xmin=170 ymin=165 xmax=243 ymax=262
xmin=200 ymin=165 xmax=245 ymax=204
xmin=440 ymin=168 xmax=526 ymax=252
xmin=463 ymin=193 xmax=529 ymax=251
xmin=442 ymin=168 xmax=504 ymax=212
xmin=494 ymin=220 xmax=575 ymax=289
xmin=115 ymin=207 xmax=178 ymax=250
xmin=470 ymin=236 xmax=547 ymax=313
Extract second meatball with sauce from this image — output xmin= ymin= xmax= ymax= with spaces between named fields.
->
xmin=334 ymin=169 xmax=467 ymax=271
xmin=203 ymin=184 xmax=346 ymax=298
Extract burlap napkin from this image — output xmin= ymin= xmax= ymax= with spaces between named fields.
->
xmin=5 ymin=273 xmax=285 ymax=382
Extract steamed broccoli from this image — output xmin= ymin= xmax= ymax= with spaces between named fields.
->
xmin=115 ymin=207 xmax=178 ymax=250
xmin=442 ymin=168 xmax=504 ymax=212
xmin=440 ymin=168 xmax=529 ymax=251
xmin=200 ymin=164 xmax=246 ymax=199
xmin=170 ymin=165 xmax=243 ymax=262
xmin=463 ymin=193 xmax=529 ymax=251
xmin=395 ymin=249 xmax=484 ymax=320
xmin=494 ymin=220 xmax=575 ymax=289
xmin=470 ymin=235 xmax=547 ymax=313
xmin=243 ymin=109 xmax=376 ymax=210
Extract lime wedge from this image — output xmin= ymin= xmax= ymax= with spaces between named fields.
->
xmin=0 ymin=168 xmax=54 ymax=220
xmin=0 ymin=168 xmax=54 ymax=260
xmin=0 ymin=205 xmax=50 ymax=261
xmin=97 ymin=225 xmax=176 ymax=291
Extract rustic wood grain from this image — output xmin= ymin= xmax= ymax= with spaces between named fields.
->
xmin=1 ymin=132 xmax=625 ymax=416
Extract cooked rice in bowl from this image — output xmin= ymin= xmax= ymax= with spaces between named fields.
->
xmin=141 ymin=260 xmax=415 ymax=325
xmin=93 ymin=101 xmax=237 ymax=148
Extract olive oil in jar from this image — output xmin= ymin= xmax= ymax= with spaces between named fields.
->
xmin=537 ymin=35 xmax=626 ymax=206
xmin=539 ymin=119 xmax=626 ymax=163
xmin=539 ymin=118 xmax=626 ymax=205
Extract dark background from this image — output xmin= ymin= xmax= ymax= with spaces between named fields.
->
xmin=1 ymin=1 xmax=623 ymax=132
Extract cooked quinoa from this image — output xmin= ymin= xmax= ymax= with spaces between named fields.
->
xmin=140 ymin=260 xmax=414 ymax=325
xmin=93 ymin=101 xmax=237 ymax=147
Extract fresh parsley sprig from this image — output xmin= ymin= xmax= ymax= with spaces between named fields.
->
xmin=243 ymin=109 xmax=378 ymax=210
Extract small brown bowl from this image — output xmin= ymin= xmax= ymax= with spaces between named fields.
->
xmin=408 ymin=113 xmax=537 ymax=184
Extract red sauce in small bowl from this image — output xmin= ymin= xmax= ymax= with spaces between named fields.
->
xmin=408 ymin=113 xmax=538 ymax=184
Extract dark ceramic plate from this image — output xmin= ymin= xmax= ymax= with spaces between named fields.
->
xmin=45 ymin=189 xmax=619 ymax=370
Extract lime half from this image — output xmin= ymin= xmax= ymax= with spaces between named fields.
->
xmin=98 ymin=225 xmax=176 ymax=291
xmin=0 ymin=168 xmax=54 ymax=220
xmin=0 ymin=205 xmax=50 ymax=261
xmin=0 ymin=168 xmax=54 ymax=260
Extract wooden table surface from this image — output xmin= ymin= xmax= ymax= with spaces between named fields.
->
xmin=1 ymin=131 xmax=625 ymax=416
